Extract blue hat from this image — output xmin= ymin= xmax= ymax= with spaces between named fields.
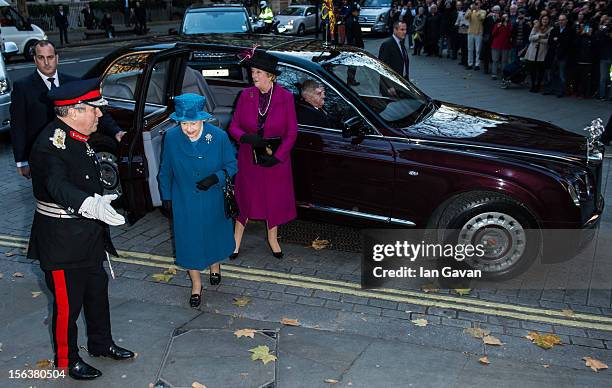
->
xmin=169 ymin=93 xmax=213 ymax=122
xmin=49 ymin=78 xmax=108 ymax=107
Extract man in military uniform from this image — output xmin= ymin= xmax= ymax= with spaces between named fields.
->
xmin=28 ymin=79 xmax=134 ymax=380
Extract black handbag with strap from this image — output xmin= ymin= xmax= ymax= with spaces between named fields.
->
xmin=222 ymin=169 xmax=239 ymax=219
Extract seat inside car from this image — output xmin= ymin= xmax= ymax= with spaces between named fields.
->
xmin=182 ymin=66 xmax=233 ymax=129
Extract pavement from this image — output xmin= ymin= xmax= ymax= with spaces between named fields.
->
xmin=0 ymin=34 xmax=611 ymax=387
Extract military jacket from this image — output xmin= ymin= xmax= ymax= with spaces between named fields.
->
xmin=28 ymin=118 xmax=118 ymax=270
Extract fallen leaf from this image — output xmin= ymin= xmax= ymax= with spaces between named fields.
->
xmin=464 ymin=327 xmax=491 ymax=339
xmin=525 ymin=332 xmax=562 ymax=350
xmin=31 ymin=291 xmax=42 ymax=298
xmin=233 ymin=296 xmax=251 ymax=307
xmin=542 ymin=364 xmax=550 ymax=368
xmin=5 ymin=252 xmax=14 ymax=257
xmin=234 ymin=329 xmax=257 ymax=338
xmin=479 ymin=356 xmax=490 ymax=365
xmin=411 ymin=319 xmax=428 ymax=327
xmin=165 ymin=267 xmax=177 ymax=275
xmin=13 ymin=272 xmax=23 ymax=278
xmin=453 ymin=288 xmax=472 ymax=296
xmin=421 ymin=283 xmax=439 ymax=293
xmin=249 ymin=345 xmax=277 ymax=365
xmin=192 ymin=382 xmax=207 ymax=388
xmin=151 ymin=273 xmax=173 ymax=283
xmin=281 ymin=318 xmax=300 ymax=326
xmin=483 ymin=335 xmax=503 ymax=346
xmin=36 ymin=359 xmax=53 ymax=369
xmin=0 ymin=342 xmax=3 ymax=351
xmin=0 ymin=273 xmax=4 ymax=279
xmin=324 ymin=379 xmax=339 ymax=384
xmin=561 ymin=309 xmax=574 ymax=317
xmin=310 ymin=237 xmax=330 ymax=250
xmin=583 ymin=357 xmax=608 ymax=372
xmin=148 ymin=384 xmax=155 ymax=388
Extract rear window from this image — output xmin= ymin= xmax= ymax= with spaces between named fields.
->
xmin=280 ymin=7 xmax=304 ymax=16
xmin=182 ymin=10 xmax=249 ymax=34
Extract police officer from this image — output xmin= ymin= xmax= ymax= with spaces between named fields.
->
xmin=28 ymin=79 xmax=134 ymax=380
xmin=259 ymin=0 xmax=274 ymax=33
xmin=346 ymin=3 xmax=364 ymax=86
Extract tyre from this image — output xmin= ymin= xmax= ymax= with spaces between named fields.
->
xmin=23 ymin=40 xmax=36 ymax=61
xmin=433 ymin=192 xmax=540 ymax=279
xmin=90 ymin=135 xmax=123 ymax=197
xmin=297 ymin=24 xmax=305 ymax=36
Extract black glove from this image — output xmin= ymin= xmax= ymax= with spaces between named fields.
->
xmin=161 ymin=200 xmax=172 ymax=218
xmin=240 ymin=133 xmax=266 ymax=147
xmin=259 ymin=155 xmax=280 ymax=167
xmin=196 ymin=174 xmax=219 ymax=191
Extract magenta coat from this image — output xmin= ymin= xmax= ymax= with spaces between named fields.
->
xmin=228 ymin=85 xmax=298 ymax=228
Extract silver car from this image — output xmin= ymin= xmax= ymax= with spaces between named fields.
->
xmin=275 ymin=5 xmax=317 ymax=35
xmin=0 ymin=41 xmax=18 ymax=132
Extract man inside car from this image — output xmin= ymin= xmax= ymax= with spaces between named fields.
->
xmin=296 ymin=80 xmax=333 ymax=128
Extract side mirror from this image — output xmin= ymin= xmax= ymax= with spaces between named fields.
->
xmin=2 ymin=41 xmax=18 ymax=55
xmin=168 ymin=28 xmax=178 ymax=35
xmin=342 ymin=116 xmax=368 ymax=138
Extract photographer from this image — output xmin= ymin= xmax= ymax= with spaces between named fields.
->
xmin=491 ymin=12 xmax=513 ymax=80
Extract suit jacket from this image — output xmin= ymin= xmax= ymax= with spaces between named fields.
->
xmin=378 ymin=36 xmax=410 ymax=79
xmin=295 ymin=100 xmax=333 ymax=128
xmin=54 ymin=11 xmax=69 ymax=29
xmin=10 ymin=71 xmax=121 ymax=164
xmin=549 ymin=25 xmax=575 ymax=60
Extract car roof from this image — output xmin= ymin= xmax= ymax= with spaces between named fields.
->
xmin=186 ymin=5 xmax=247 ymax=12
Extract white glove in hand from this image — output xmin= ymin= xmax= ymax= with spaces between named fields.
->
xmin=79 ymin=193 xmax=125 ymax=226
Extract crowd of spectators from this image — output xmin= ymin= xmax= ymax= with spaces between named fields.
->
xmin=384 ymin=0 xmax=612 ymax=99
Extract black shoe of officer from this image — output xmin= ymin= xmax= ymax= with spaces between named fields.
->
xmin=89 ymin=344 xmax=135 ymax=360
xmin=68 ymin=360 xmax=102 ymax=380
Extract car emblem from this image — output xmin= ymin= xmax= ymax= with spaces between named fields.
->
xmin=51 ymin=128 xmax=66 ymax=149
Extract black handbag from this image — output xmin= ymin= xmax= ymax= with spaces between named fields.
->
xmin=222 ymin=169 xmax=239 ymax=219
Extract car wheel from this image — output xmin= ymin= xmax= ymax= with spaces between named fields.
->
xmin=23 ymin=41 xmax=36 ymax=61
xmin=90 ymin=135 xmax=123 ymax=197
xmin=297 ymin=24 xmax=305 ymax=36
xmin=434 ymin=192 xmax=540 ymax=279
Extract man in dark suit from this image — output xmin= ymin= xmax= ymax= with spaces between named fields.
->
xmin=296 ymin=80 xmax=333 ymax=128
xmin=54 ymin=5 xmax=70 ymax=45
xmin=378 ymin=20 xmax=410 ymax=86
xmin=10 ymin=40 xmax=124 ymax=179
xmin=548 ymin=14 xmax=575 ymax=97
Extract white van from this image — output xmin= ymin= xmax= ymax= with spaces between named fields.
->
xmin=0 ymin=0 xmax=47 ymax=60
xmin=0 ymin=42 xmax=19 ymax=132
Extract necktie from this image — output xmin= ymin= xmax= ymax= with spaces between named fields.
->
xmin=47 ymin=77 xmax=57 ymax=90
xmin=400 ymin=41 xmax=408 ymax=77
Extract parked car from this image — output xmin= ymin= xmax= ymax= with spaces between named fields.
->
xmin=180 ymin=4 xmax=253 ymax=35
xmin=275 ymin=5 xmax=318 ymax=35
xmin=83 ymin=35 xmax=604 ymax=279
xmin=359 ymin=0 xmax=392 ymax=34
xmin=0 ymin=0 xmax=47 ymax=60
xmin=0 ymin=41 xmax=18 ymax=132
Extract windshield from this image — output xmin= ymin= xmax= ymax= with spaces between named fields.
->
xmin=280 ymin=7 xmax=304 ymax=16
xmin=362 ymin=0 xmax=392 ymax=7
xmin=182 ymin=11 xmax=249 ymax=34
xmin=322 ymin=52 xmax=428 ymax=128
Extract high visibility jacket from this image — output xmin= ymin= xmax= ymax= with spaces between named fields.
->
xmin=259 ymin=6 xmax=273 ymax=24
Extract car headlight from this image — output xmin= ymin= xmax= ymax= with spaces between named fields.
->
xmin=287 ymin=19 xmax=294 ymax=26
xmin=0 ymin=79 xmax=9 ymax=95
xmin=567 ymin=180 xmax=581 ymax=206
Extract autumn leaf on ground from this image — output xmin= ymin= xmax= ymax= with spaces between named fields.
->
xmin=151 ymin=273 xmax=173 ymax=283
xmin=561 ymin=309 xmax=574 ymax=317
xmin=31 ymin=291 xmax=42 ymax=298
xmin=421 ymin=283 xmax=439 ymax=293
xmin=249 ymin=345 xmax=277 ymax=365
xmin=234 ymin=329 xmax=257 ymax=339
xmin=0 ymin=342 xmax=3 ymax=352
xmin=464 ymin=327 xmax=491 ymax=339
xmin=165 ymin=267 xmax=177 ymax=275
xmin=483 ymin=335 xmax=503 ymax=346
xmin=411 ymin=319 xmax=428 ymax=327
xmin=281 ymin=318 xmax=300 ymax=326
xmin=233 ymin=296 xmax=251 ymax=307
xmin=192 ymin=382 xmax=207 ymax=388
xmin=36 ymin=359 xmax=53 ymax=369
xmin=479 ymin=356 xmax=490 ymax=365
xmin=5 ymin=252 xmax=14 ymax=257
xmin=310 ymin=237 xmax=330 ymax=250
xmin=542 ymin=364 xmax=550 ymax=368
xmin=525 ymin=332 xmax=562 ymax=350
xmin=324 ymin=379 xmax=339 ymax=384
xmin=0 ymin=273 xmax=3 ymax=279
xmin=453 ymin=288 xmax=471 ymax=296
xmin=13 ymin=272 xmax=24 ymax=278
xmin=583 ymin=357 xmax=608 ymax=372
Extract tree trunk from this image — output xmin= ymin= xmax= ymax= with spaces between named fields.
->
xmin=16 ymin=0 xmax=29 ymax=18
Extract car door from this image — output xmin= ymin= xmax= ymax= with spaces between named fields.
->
xmin=99 ymin=47 xmax=191 ymax=223
xmin=305 ymin=7 xmax=316 ymax=31
xmin=276 ymin=63 xmax=396 ymax=223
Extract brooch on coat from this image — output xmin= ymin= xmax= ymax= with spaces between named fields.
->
xmin=50 ymin=128 xmax=66 ymax=149
xmin=85 ymin=143 xmax=95 ymax=157
xmin=205 ymin=133 xmax=213 ymax=144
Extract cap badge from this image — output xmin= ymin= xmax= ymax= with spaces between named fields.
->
xmin=51 ymin=128 xmax=66 ymax=149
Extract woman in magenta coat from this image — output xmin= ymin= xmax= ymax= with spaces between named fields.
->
xmin=228 ymin=50 xmax=298 ymax=259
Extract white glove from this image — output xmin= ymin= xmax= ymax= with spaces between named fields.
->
xmin=79 ymin=193 xmax=125 ymax=226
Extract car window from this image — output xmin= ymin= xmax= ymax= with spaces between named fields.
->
xmin=0 ymin=7 xmax=25 ymax=29
xmin=280 ymin=7 xmax=304 ymax=16
xmin=363 ymin=0 xmax=392 ymax=6
xmin=322 ymin=52 xmax=427 ymax=129
xmin=276 ymin=64 xmax=362 ymax=131
xmin=306 ymin=7 xmax=316 ymax=16
xmin=182 ymin=10 xmax=249 ymax=34
xmin=101 ymin=53 xmax=150 ymax=101
xmin=145 ymin=59 xmax=170 ymax=107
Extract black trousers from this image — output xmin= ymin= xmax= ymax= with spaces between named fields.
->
xmin=58 ymin=27 xmax=69 ymax=44
xmin=44 ymin=264 xmax=113 ymax=368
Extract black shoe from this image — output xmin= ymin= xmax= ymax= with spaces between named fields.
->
xmin=189 ymin=287 xmax=203 ymax=308
xmin=210 ymin=271 xmax=221 ymax=285
xmin=229 ymin=251 xmax=239 ymax=260
xmin=89 ymin=344 xmax=135 ymax=360
xmin=474 ymin=66 xmax=480 ymax=71
xmin=466 ymin=65 xmax=473 ymax=70
xmin=267 ymin=241 xmax=284 ymax=259
xmin=68 ymin=360 xmax=102 ymax=380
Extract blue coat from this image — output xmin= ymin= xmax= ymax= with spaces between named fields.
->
xmin=157 ymin=124 xmax=237 ymax=270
